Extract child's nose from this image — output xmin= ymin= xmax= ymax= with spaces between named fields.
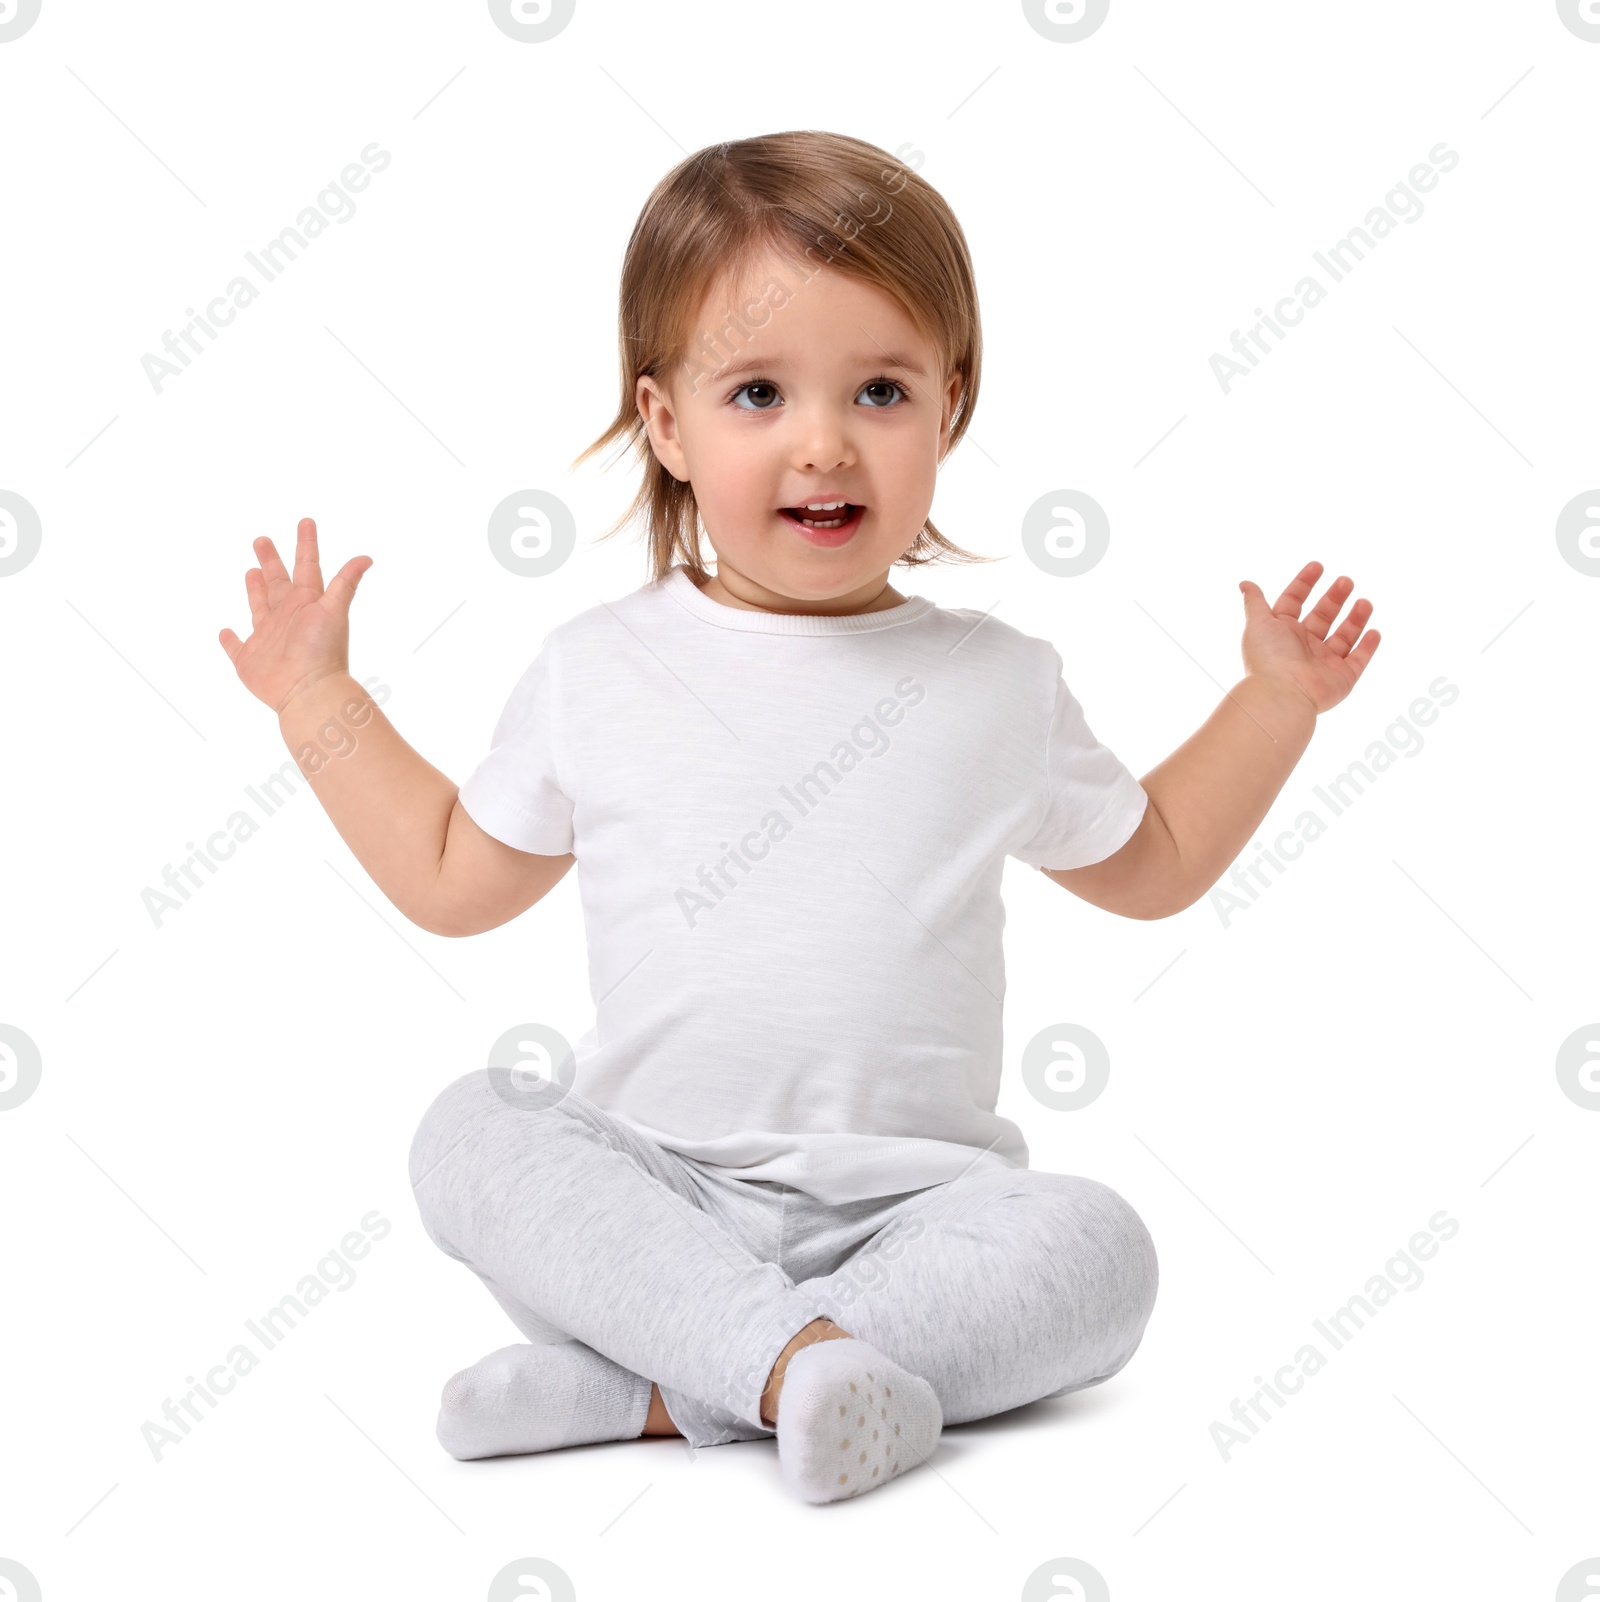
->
xmin=787 ymin=409 xmax=855 ymax=469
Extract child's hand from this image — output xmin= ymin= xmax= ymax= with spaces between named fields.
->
xmin=219 ymin=517 xmax=373 ymax=715
xmin=1238 ymin=561 xmax=1380 ymax=716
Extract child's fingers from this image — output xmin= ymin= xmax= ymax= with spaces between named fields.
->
xmin=323 ymin=555 xmax=372 ymax=616
xmin=1267 ymin=560 xmax=1323 ymax=617
xmin=1348 ymin=628 xmax=1381 ymax=674
xmin=1238 ymin=578 xmax=1273 ymax=622
xmin=255 ymin=534 xmax=291 ymax=592
xmin=219 ymin=626 xmax=242 ymax=662
xmin=292 ymin=516 xmax=324 ymax=596
xmin=1327 ymin=597 xmax=1373 ymax=654
xmin=245 ymin=564 xmax=267 ymax=626
xmin=1300 ymin=575 xmax=1354 ymax=641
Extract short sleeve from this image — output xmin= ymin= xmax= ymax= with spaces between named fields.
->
xmin=1010 ymin=652 xmax=1148 ymax=871
xmin=457 ymin=638 xmax=575 ymax=857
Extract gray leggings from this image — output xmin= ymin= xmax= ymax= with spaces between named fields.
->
xmin=407 ymin=1070 xmax=1160 ymax=1450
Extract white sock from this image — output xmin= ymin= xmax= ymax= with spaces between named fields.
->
xmin=435 ymin=1342 xmax=655 ymax=1460
xmin=774 ymin=1337 xmax=943 ymax=1503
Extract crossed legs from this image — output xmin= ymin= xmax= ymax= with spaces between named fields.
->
xmin=409 ymin=1073 xmax=1159 ymax=1454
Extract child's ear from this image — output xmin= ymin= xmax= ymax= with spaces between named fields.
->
xmin=636 ymin=374 xmax=691 ymax=482
xmin=938 ymin=370 xmax=963 ymax=451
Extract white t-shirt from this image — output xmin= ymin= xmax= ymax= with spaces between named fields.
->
xmin=458 ymin=563 xmax=1148 ymax=1204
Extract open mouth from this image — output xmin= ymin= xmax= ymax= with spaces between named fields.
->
xmin=779 ymin=502 xmax=865 ymax=538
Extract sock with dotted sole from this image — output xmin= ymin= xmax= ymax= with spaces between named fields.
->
xmin=434 ymin=1342 xmax=655 ymax=1460
xmin=774 ymin=1336 xmax=943 ymax=1503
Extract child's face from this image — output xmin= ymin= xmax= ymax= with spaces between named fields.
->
xmin=636 ymin=245 xmax=962 ymax=601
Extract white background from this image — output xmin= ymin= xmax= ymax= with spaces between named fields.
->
xmin=2 ymin=1 xmax=1596 ymax=1598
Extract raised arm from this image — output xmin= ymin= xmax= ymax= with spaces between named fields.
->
xmin=1044 ymin=562 xmax=1380 ymax=920
xmin=219 ymin=517 xmax=573 ymax=938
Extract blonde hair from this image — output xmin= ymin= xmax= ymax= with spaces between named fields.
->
xmin=571 ymin=129 xmax=997 ymax=584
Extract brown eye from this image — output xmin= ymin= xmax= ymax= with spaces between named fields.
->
xmin=732 ymin=382 xmax=780 ymax=410
xmin=859 ymin=379 xmax=906 ymax=408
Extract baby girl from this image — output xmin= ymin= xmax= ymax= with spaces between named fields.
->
xmin=219 ymin=130 xmax=1379 ymax=1505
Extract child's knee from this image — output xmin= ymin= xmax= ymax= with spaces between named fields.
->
xmin=407 ymin=1071 xmax=489 ymax=1190
xmin=1093 ymin=1179 xmax=1158 ymax=1308
xmin=406 ymin=1071 xmax=520 ymax=1251
xmin=408 ymin=1072 xmax=589 ymax=1253
xmin=1045 ymin=1174 xmax=1159 ymax=1328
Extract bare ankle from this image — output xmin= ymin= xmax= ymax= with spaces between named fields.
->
xmin=640 ymin=1382 xmax=681 ymax=1437
xmin=759 ymin=1318 xmax=853 ymax=1426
